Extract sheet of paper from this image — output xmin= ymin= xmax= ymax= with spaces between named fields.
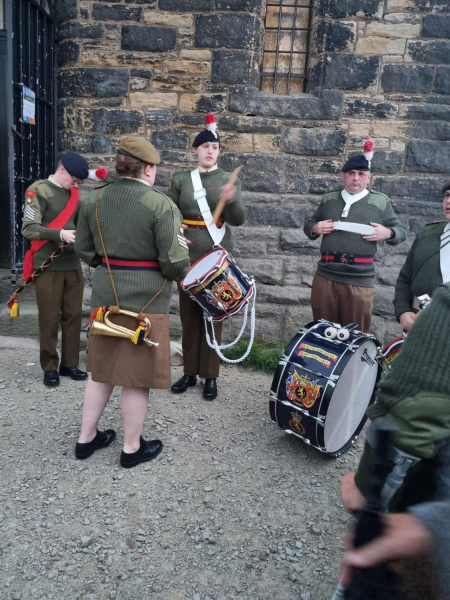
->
xmin=332 ymin=221 xmax=375 ymax=236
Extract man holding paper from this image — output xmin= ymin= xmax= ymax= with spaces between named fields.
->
xmin=304 ymin=141 xmax=406 ymax=332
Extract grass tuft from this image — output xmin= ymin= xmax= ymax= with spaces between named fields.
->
xmin=219 ymin=338 xmax=287 ymax=373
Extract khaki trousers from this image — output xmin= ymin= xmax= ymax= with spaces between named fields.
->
xmin=310 ymin=274 xmax=375 ymax=333
xmin=178 ymin=285 xmax=223 ymax=379
xmin=34 ymin=270 xmax=84 ymax=372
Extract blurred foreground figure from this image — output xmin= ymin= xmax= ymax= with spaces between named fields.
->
xmin=339 ymin=281 xmax=450 ymax=599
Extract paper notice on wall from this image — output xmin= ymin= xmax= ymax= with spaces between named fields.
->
xmin=22 ymin=87 xmax=36 ymax=125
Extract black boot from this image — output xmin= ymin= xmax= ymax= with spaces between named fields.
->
xmin=203 ymin=379 xmax=217 ymax=401
xmin=75 ymin=429 xmax=116 ymax=460
xmin=120 ymin=437 xmax=163 ymax=469
xmin=171 ymin=375 xmax=197 ymax=394
xmin=44 ymin=370 xmax=60 ymax=387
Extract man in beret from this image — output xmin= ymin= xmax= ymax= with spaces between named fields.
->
xmin=304 ymin=146 xmax=406 ymax=332
xmin=21 ymin=153 xmax=90 ymax=387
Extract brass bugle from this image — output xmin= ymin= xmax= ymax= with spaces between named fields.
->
xmin=91 ymin=309 xmax=159 ymax=347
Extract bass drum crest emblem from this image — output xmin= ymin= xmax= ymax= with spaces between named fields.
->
xmin=285 ymin=371 xmax=322 ymax=409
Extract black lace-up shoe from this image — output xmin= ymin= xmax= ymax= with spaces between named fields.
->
xmin=44 ymin=370 xmax=60 ymax=387
xmin=120 ymin=437 xmax=163 ymax=469
xmin=75 ymin=429 xmax=116 ymax=460
xmin=171 ymin=375 xmax=197 ymax=394
xmin=203 ymin=379 xmax=217 ymax=401
xmin=59 ymin=366 xmax=88 ymax=381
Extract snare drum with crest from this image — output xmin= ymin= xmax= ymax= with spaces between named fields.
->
xmin=269 ymin=319 xmax=382 ymax=456
xmin=181 ymin=247 xmax=254 ymax=322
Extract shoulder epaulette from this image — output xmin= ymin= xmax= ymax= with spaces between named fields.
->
xmin=369 ymin=190 xmax=389 ymax=201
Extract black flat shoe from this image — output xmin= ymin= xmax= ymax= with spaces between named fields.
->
xmin=203 ymin=378 xmax=217 ymax=401
xmin=44 ymin=370 xmax=60 ymax=387
xmin=75 ymin=429 xmax=116 ymax=460
xmin=120 ymin=437 xmax=163 ymax=469
xmin=171 ymin=375 xmax=197 ymax=394
xmin=59 ymin=366 xmax=88 ymax=381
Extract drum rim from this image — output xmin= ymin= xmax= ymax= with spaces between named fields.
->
xmin=181 ymin=246 xmax=227 ymax=290
xmin=270 ymin=320 xmax=381 ymax=456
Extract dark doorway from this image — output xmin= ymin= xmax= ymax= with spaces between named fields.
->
xmin=0 ymin=0 xmax=56 ymax=276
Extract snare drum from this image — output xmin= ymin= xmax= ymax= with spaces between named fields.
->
xmin=269 ymin=320 xmax=381 ymax=456
xmin=181 ymin=247 xmax=254 ymax=322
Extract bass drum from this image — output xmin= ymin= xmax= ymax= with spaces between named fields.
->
xmin=269 ymin=320 xmax=382 ymax=456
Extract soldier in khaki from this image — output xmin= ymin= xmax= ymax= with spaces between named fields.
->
xmin=21 ymin=153 xmax=90 ymax=387
xmin=74 ymin=137 xmax=190 ymax=469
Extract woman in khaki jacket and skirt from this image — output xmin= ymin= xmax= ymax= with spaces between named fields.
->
xmin=74 ymin=137 xmax=190 ymax=468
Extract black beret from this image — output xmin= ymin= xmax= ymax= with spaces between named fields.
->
xmin=342 ymin=154 xmax=370 ymax=173
xmin=59 ymin=153 xmax=89 ymax=180
xmin=192 ymin=129 xmax=220 ymax=148
xmin=442 ymin=179 xmax=450 ymax=193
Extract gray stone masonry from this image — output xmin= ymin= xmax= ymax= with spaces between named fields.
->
xmin=53 ymin=0 xmax=450 ymax=345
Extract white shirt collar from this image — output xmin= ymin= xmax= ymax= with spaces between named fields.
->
xmin=120 ymin=176 xmax=151 ymax=187
xmin=198 ymin=164 xmax=218 ymax=173
xmin=340 ymin=188 xmax=369 ymax=218
xmin=48 ymin=175 xmax=63 ymax=188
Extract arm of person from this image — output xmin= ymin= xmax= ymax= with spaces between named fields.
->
xmin=155 ymin=204 xmax=190 ymax=282
xmin=393 ymin=237 xmax=417 ymax=326
xmin=303 ymin=200 xmax=332 ymax=239
xmin=222 ymin=178 xmax=247 ymax=226
xmin=167 ymin=174 xmax=181 ymax=207
xmin=74 ymin=201 xmax=102 ymax=268
xmin=380 ymin=201 xmax=407 ymax=245
xmin=21 ymin=188 xmax=62 ymax=243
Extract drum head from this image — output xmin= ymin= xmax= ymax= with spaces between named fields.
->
xmin=323 ymin=339 xmax=379 ymax=454
xmin=183 ymin=249 xmax=223 ymax=287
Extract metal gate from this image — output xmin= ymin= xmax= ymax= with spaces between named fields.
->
xmin=9 ymin=0 xmax=56 ymax=274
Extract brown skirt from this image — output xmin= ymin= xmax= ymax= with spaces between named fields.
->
xmin=87 ymin=313 xmax=170 ymax=389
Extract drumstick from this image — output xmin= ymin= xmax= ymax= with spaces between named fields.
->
xmin=212 ymin=166 xmax=242 ymax=226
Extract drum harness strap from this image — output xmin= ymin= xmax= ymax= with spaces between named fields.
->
xmin=190 ymin=168 xmax=226 ymax=246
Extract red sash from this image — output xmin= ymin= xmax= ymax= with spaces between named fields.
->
xmin=23 ymin=187 xmax=80 ymax=281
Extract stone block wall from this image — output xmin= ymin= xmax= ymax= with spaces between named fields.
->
xmin=56 ymin=0 xmax=450 ymax=345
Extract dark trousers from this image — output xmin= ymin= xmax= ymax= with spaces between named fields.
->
xmin=34 ymin=270 xmax=84 ymax=372
xmin=178 ymin=285 xmax=223 ymax=379
xmin=311 ymin=274 xmax=375 ymax=333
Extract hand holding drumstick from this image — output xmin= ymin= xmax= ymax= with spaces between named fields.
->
xmin=213 ymin=167 xmax=242 ymax=227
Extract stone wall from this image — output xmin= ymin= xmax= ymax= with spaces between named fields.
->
xmin=56 ymin=0 xmax=450 ymax=345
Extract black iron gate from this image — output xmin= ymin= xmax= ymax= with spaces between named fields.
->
xmin=9 ymin=0 xmax=56 ymax=274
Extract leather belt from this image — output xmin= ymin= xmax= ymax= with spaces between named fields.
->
xmin=182 ymin=217 xmax=207 ymax=229
xmin=320 ymin=252 xmax=374 ymax=265
xmin=101 ymin=258 xmax=160 ymax=271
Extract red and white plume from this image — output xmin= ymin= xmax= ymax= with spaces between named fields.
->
xmin=363 ymin=139 xmax=375 ymax=167
xmin=88 ymin=168 xmax=108 ymax=181
xmin=205 ymin=113 xmax=218 ymax=139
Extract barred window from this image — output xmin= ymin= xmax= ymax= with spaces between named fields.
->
xmin=261 ymin=0 xmax=314 ymax=95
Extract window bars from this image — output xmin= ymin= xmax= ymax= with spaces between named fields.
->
xmin=261 ymin=0 xmax=314 ymax=95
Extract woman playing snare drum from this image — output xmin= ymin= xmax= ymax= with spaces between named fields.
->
xmin=168 ymin=114 xmax=246 ymax=401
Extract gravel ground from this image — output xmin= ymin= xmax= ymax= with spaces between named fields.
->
xmin=0 ymin=335 xmax=364 ymax=600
